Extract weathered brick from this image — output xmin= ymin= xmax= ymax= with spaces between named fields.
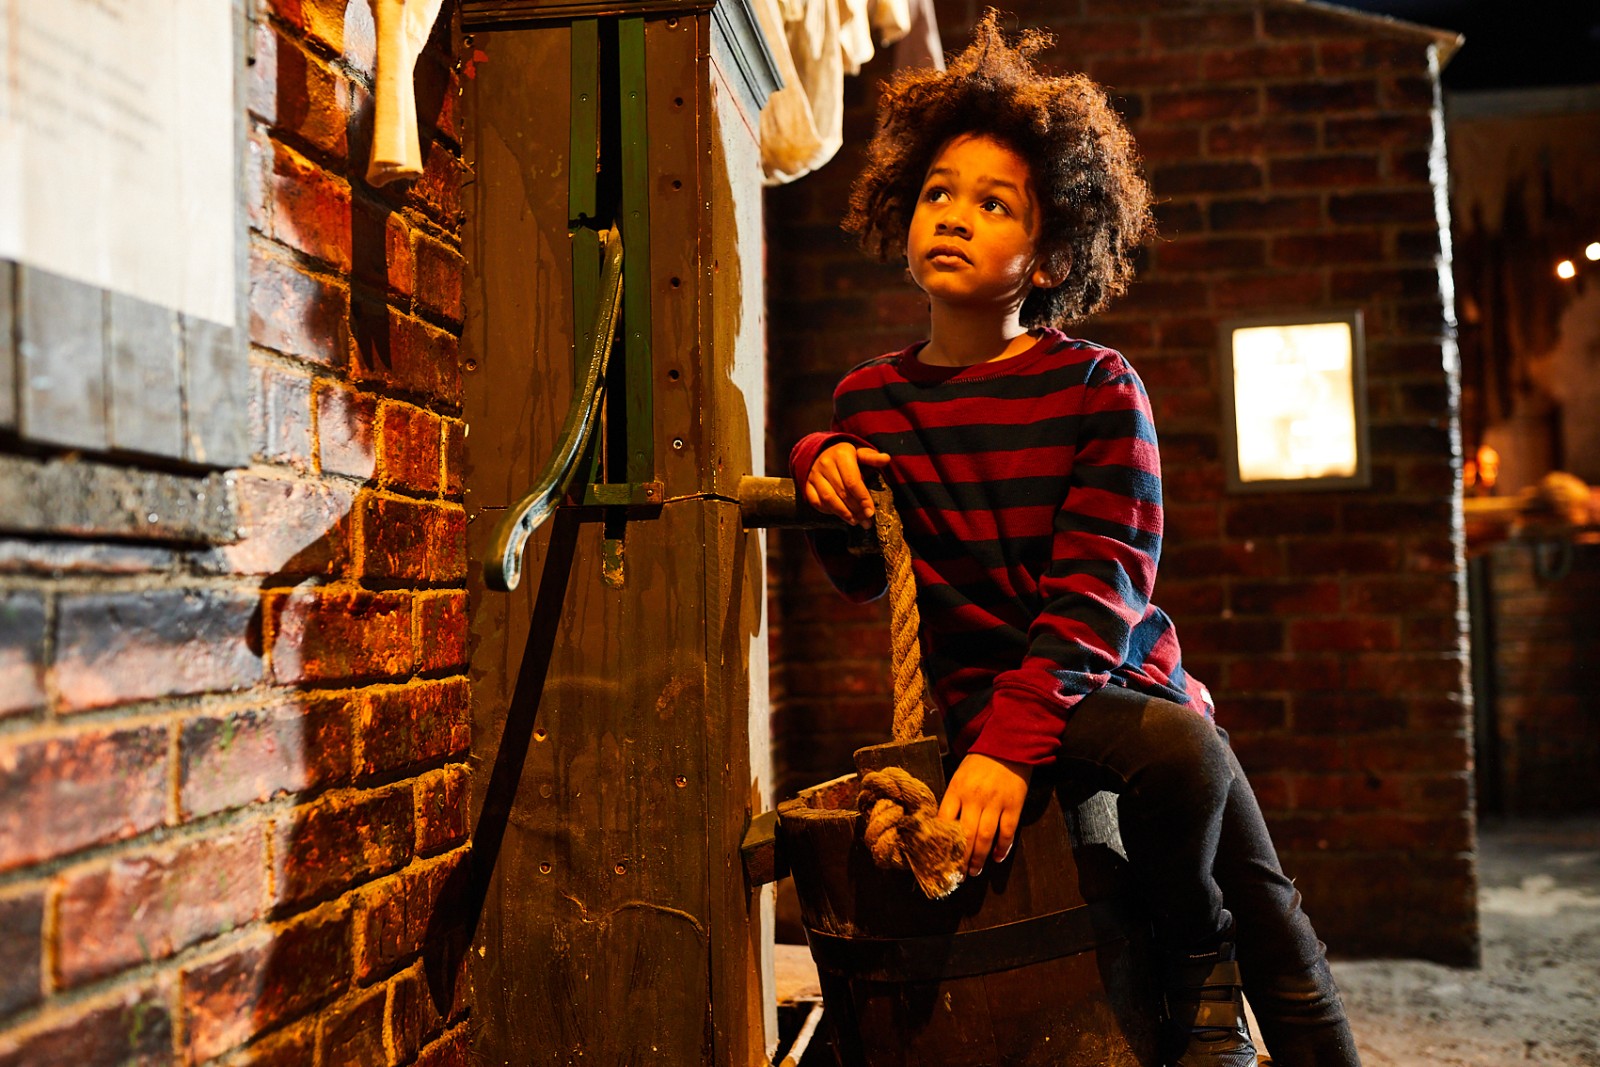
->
xmin=416 ymin=1025 xmax=471 ymax=1067
xmin=271 ymin=143 xmax=353 ymax=272
xmin=1205 ymin=121 xmax=1318 ymax=156
xmin=1086 ymin=52 xmax=1201 ymax=89
xmin=1286 ymin=537 xmax=1401 ymax=576
xmin=415 ymin=591 xmax=467 ymax=673
xmin=1289 ymin=617 xmax=1400 ymax=653
xmin=0 ymin=539 xmax=177 ymax=575
xmin=249 ymin=246 xmax=349 ymax=367
xmin=1207 ymin=196 xmax=1323 ymax=233
xmin=180 ymin=906 xmax=351 ymax=1062
xmin=1212 ymin=272 xmax=1325 ymax=308
xmin=0 ymin=726 xmax=168 ymax=871
xmin=1155 ymin=237 xmax=1265 ymax=273
xmin=274 ymin=0 xmax=364 ymax=62
xmin=1269 ymin=232 xmax=1383 ymax=267
xmin=358 ymin=495 xmax=466 ymax=583
xmin=274 ymin=788 xmax=413 ymax=907
xmin=181 ymin=698 xmax=352 ymax=817
xmin=1150 ymin=11 xmax=1256 ymax=49
xmin=318 ymin=983 xmax=388 ymax=1066
xmin=264 ymin=27 xmax=354 ymax=160
xmin=54 ymin=589 xmax=263 ymax=712
xmin=350 ymin=302 xmax=462 ymax=405
xmin=1224 ymin=498 xmax=1341 ymax=538
xmin=380 ymin=402 xmax=443 ymax=493
xmin=415 ymin=236 xmax=464 ymax=324
xmin=316 ymin=380 xmax=379 ymax=480
xmin=354 ymin=679 xmax=471 ymax=779
xmin=56 ymin=825 xmax=268 ymax=987
xmin=1226 ymin=655 xmax=1344 ymax=694
xmin=410 ymin=142 xmax=465 ymax=225
xmin=441 ymin=419 xmax=466 ymax=498
xmin=1270 ymin=155 xmax=1382 ymax=189
xmin=0 ymin=591 xmax=46 ymax=718
xmin=389 ymin=960 xmax=464 ymax=1063
xmin=268 ymin=587 xmax=413 ymax=684
xmin=218 ymin=472 xmax=354 ymax=578
xmin=1230 ymin=579 xmax=1343 ymax=616
xmin=1317 ymin=37 xmax=1429 ymax=74
xmin=0 ymin=984 xmax=172 ymax=1067
xmin=1174 ymin=618 xmax=1285 ymax=657
xmin=1266 ymin=80 xmax=1378 ymax=114
xmin=225 ymin=1020 xmax=318 ymax=1067
xmin=353 ymin=853 xmax=462 ymax=980
xmin=414 ymin=766 xmax=469 ymax=857
xmin=1324 ymin=113 xmax=1434 ymax=149
xmin=0 ymin=888 xmax=44 ymax=1016
xmin=252 ymin=363 xmax=315 ymax=469
xmin=1202 ymin=43 xmax=1316 ymax=80
xmin=1331 ymin=266 xmax=1442 ymax=302
xmin=353 ymin=202 xmax=416 ymax=299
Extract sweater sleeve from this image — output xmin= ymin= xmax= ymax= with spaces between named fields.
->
xmin=789 ymin=430 xmax=889 ymax=604
xmin=965 ymin=353 xmax=1164 ymax=766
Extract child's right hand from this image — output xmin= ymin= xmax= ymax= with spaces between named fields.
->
xmin=804 ymin=441 xmax=893 ymax=526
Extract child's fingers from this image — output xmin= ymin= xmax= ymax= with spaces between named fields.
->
xmin=969 ymin=806 xmax=1001 ymax=876
xmin=809 ymin=477 xmax=857 ymax=524
xmin=995 ymin=806 xmax=1021 ymax=864
xmin=832 ymin=450 xmax=877 ymax=521
xmin=857 ymin=448 xmax=893 ymax=468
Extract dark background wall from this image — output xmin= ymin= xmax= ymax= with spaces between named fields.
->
xmin=0 ymin=2 xmax=473 ymax=1062
xmin=766 ymin=0 xmax=1476 ymax=964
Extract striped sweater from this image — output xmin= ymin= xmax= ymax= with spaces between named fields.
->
xmin=791 ymin=329 xmax=1213 ymax=767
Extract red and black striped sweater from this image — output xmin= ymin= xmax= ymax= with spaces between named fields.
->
xmin=791 ymin=329 xmax=1213 ymax=768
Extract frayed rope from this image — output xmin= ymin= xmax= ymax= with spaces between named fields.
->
xmin=858 ymin=766 xmax=966 ymax=900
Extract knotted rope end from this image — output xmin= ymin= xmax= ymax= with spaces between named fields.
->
xmin=858 ymin=766 xmax=966 ymax=900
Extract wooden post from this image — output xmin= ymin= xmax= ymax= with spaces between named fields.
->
xmin=459 ymin=6 xmax=780 ymax=1063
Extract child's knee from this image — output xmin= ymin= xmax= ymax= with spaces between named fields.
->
xmin=1139 ymin=698 xmax=1233 ymax=792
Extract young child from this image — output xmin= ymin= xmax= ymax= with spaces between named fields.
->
xmin=789 ymin=14 xmax=1361 ymax=1067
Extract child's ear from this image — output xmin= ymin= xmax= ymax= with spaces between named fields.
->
xmin=1030 ymin=253 xmax=1070 ymax=291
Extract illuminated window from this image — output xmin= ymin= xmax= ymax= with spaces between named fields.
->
xmin=1220 ymin=312 xmax=1370 ymax=492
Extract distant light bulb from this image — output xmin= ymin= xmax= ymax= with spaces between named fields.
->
xmin=1557 ymin=259 xmax=1577 ymax=280
xmin=1586 ymin=242 xmax=1600 ymax=261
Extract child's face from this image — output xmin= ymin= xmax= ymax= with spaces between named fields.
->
xmin=906 ymin=133 xmax=1048 ymax=317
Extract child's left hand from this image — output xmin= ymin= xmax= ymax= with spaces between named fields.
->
xmin=938 ymin=753 xmax=1032 ymax=877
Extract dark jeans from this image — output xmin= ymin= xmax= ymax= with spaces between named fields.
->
xmin=1051 ymin=685 xmax=1362 ymax=1067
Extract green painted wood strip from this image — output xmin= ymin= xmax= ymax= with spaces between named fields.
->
xmin=570 ymin=19 xmax=602 ymax=484
xmin=618 ymin=15 xmax=653 ymax=487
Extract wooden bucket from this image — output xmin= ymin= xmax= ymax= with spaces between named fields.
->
xmin=778 ymin=735 xmax=1161 ymax=1067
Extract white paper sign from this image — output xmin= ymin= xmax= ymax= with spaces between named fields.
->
xmin=0 ymin=0 xmax=236 ymax=326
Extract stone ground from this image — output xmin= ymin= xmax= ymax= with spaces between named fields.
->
xmin=1332 ymin=817 xmax=1600 ymax=1067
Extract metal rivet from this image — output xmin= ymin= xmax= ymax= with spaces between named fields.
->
xmin=674 ymin=775 xmax=687 ymax=788
xmin=672 ymin=438 xmax=684 ymax=451
xmin=539 ymin=862 xmax=552 ymax=874
xmin=534 ymin=727 xmax=548 ymax=742
xmin=614 ymin=862 xmax=627 ymax=875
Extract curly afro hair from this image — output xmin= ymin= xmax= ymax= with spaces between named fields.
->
xmin=843 ymin=10 xmax=1154 ymax=329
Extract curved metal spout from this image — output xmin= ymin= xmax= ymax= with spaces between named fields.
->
xmin=484 ymin=225 xmax=623 ymax=592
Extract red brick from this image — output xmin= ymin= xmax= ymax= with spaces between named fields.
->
xmin=1266 ymin=80 xmax=1378 ymax=115
xmin=180 ymin=698 xmax=353 ymax=817
xmin=1151 ymin=579 xmax=1223 ymax=618
xmin=1130 ymin=125 xmax=1202 ymax=159
xmin=1212 ymin=272 xmax=1325 ymax=308
xmin=416 ymin=591 xmax=468 ymax=673
xmin=1317 ymin=38 xmax=1430 ymax=74
xmin=352 ymin=201 xmax=417 ymax=299
xmin=410 ymin=142 xmax=465 ymax=225
xmin=1345 ymin=576 xmax=1458 ymax=615
xmin=1205 ymin=121 xmax=1319 ymax=156
xmin=1207 ymin=196 xmax=1322 ymax=232
xmin=316 ymin=380 xmax=379 ymax=480
xmin=350 ymin=302 xmax=462 ymax=405
xmin=353 ymin=853 xmax=463 ymax=980
xmin=268 ymin=587 xmax=414 ymax=684
xmin=0 ymin=889 xmax=44 ymax=1016
xmin=380 ymin=402 xmax=443 ymax=493
xmin=358 ymin=495 xmax=467 ymax=583
xmin=56 ymin=825 xmax=268 ymax=987
xmin=1150 ymin=11 xmax=1256 ymax=49
xmin=0 ymin=591 xmax=46 ymax=718
xmin=1224 ymin=498 xmax=1341 ymax=538
xmin=226 ymin=1021 xmax=318 ymax=1067
xmin=0 ymin=984 xmax=172 ymax=1067
xmin=1154 ymin=237 xmax=1266 ymax=273
xmin=252 ymin=363 xmax=314 ymax=469
xmin=1086 ymin=52 xmax=1201 ymax=89
xmin=1294 ymin=692 xmax=1404 ymax=735
xmin=1152 ymin=161 xmax=1263 ymax=197
xmin=1286 ymin=537 xmax=1401 ymax=576
xmin=274 ymin=788 xmax=413 ymax=907
xmin=318 ymin=983 xmax=388 ymax=1066
xmin=1201 ymin=44 xmax=1316 ymax=80
xmin=1148 ymin=86 xmax=1260 ymax=123
xmin=1270 ymin=155 xmax=1382 ymax=189
xmin=271 ymin=143 xmax=353 ymax=271
xmin=415 ymin=53 xmax=462 ymax=147
xmin=1225 ymin=655 xmax=1344 ymax=694
xmin=265 ymin=28 xmax=355 ymax=160
xmin=442 ymin=419 xmax=466 ymax=497
xmin=1230 ymin=579 xmax=1343 ymax=616
xmin=1324 ymin=113 xmax=1434 ymax=149
xmin=0 ymin=726 xmax=167 ymax=872
xmin=414 ymin=766 xmax=469 ymax=856
xmin=180 ymin=906 xmax=351 ymax=1062
xmin=54 ymin=589 xmax=263 ymax=711
xmin=220 ymin=472 xmax=355 ymax=578
xmin=249 ymin=245 xmax=349 ymax=367
xmin=1341 ymin=499 xmax=1453 ymax=535
xmin=415 ymin=235 xmax=464 ymax=324
xmin=1343 ymin=654 xmax=1466 ymax=695
xmin=274 ymin=0 xmax=362 ymax=61
xmin=1216 ymin=695 xmax=1287 ymax=734
xmin=1269 ymin=232 xmax=1383 ymax=267
xmin=1174 ymin=618 xmax=1285 ymax=657
xmin=1286 ymin=614 xmax=1401 ymax=655
xmin=354 ymin=679 xmax=471 ymax=779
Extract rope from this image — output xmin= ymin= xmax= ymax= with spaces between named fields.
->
xmin=858 ymin=484 xmax=965 ymax=899
xmin=858 ymin=766 xmax=967 ymax=900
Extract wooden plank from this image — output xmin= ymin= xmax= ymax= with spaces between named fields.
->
xmin=0 ymin=260 xmax=14 ymax=431
xmin=182 ymin=315 xmax=250 ymax=467
xmin=18 ymin=266 xmax=108 ymax=451
xmin=108 ymin=291 xmax=184 ymax=458
xmin=618 ymin=16 xmax=654 ymax=487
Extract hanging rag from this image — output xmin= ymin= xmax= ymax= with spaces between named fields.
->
xmin=367 ymin=0 xmax=446 ymax=186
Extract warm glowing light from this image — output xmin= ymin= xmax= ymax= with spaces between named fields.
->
xmin=1557 ymin=259 xmax=1577 ymax=280
xmin=1586 ymin=242 xmax=1600 ymax=262
xmin=1476 ymin=444 xmax=1500 ymax=490
xmin=1231 ymin=322 xmax=1358 ymax=482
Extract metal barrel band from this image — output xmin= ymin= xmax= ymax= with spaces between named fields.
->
xmin=803 ymin=897 xmax=1137 ymax=985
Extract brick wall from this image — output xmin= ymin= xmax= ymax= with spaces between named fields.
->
xmin=767 ymin=0 xmax=1476 ymax=963
xmin=0 ymin=3 xmax=473 ymax=1063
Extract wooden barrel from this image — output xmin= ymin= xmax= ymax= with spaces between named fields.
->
xmin=777 ymin=736 xmax=1161 ymax=1067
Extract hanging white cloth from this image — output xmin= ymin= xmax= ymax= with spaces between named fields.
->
xmin=366 ymin=0 xmax=445 ymax=186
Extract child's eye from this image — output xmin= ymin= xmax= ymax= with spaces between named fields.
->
xmin=982 ymin=198 xmax=1010 ymax=214
xmin=924 ymin=187 xmax=949 ymax=203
